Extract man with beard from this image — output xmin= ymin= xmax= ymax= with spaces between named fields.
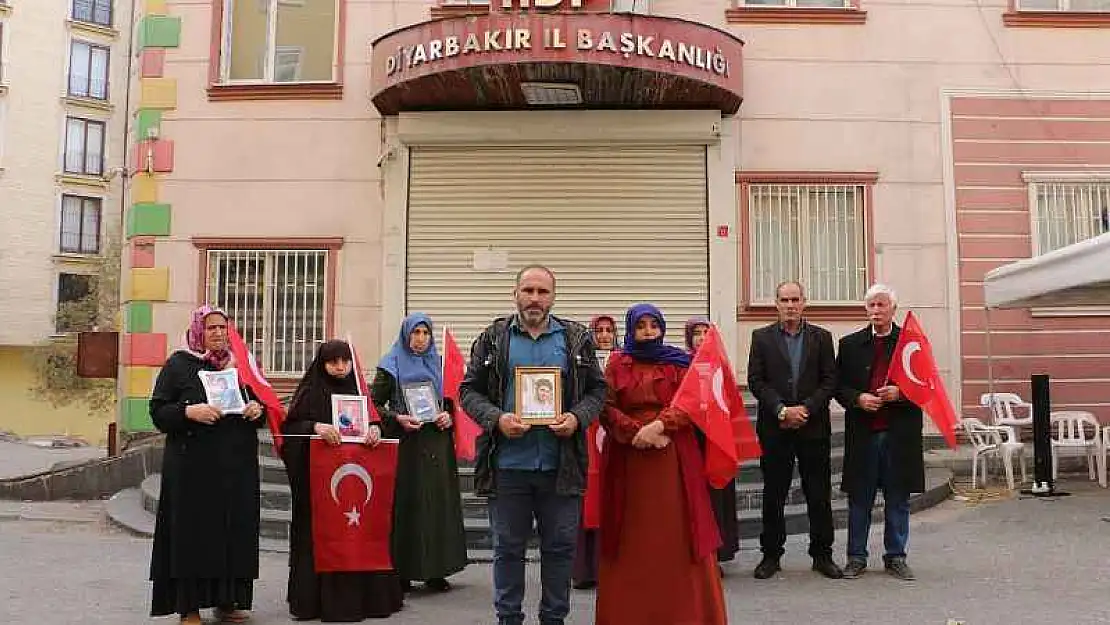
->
xmin=460 ymin=265 xmax=607 ymax=625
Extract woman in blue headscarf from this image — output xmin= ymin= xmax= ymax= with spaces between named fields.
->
xmin=595 ymin=304 xmax=727 ymax=625
xmin=371 ymin=313 xmax=468 ymax=593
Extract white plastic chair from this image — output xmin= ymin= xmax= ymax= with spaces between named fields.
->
xmin=979 ymin=393 xmax=1033 ymax=440
xmin=1049 ymin=411 xmax=1102 ymax=482
xmin=961 ymin=418 xmax=1027 ymax=490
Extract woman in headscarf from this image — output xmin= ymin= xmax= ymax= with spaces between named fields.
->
xmin=595 ymin=304 xmax=727 ymax=625
xmin=371 ymin=313 xmax=467 ymax=593
xmin=572 ymin=314 xmax=620 ymax=590
xmin=281 ymin=339 xmax=404 ymax=621
xmin=148 ymin=306 xmax=265 ymax=625
xmin=685 ymin=317 xmax=741 ymax=569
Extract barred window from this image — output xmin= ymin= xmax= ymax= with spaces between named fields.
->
xmin=1016 ymin=0 xmax=1110 ymax=11
xmin=737 ymin=0 xmax=852 ymax=6
xmin=747 ymin=182 xmax=868 ymax=305
xmin=1029 ymin=178 xmax=1110 ymax=255
xmin=60 ymin=195 xmax=101 ymax=254
xmin=206 ymin=249 xmax=327 ymax=375
xmin=72 ymin=0 xmax=112 ymax=27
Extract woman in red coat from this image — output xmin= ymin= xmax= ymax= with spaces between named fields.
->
xmin=595 ymin=304 xmax=728 ymax=625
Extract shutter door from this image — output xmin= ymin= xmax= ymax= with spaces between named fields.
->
xmin=406 ymin=144 xmax=709 ymax=350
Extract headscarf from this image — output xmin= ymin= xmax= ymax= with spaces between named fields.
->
xmin=620 ymin=303 xmax=691 ymax=368
xmin=182 ymin=305 xmax=231 ymax=369
xmin=287 ymin=339 xmax=357 ymax=424
xmin=590 ymin=314 xmax=618 ymax=350
xmin=377 ymin=312 xmax=443 ymax=395
xmin=684 ymin=316 xmax=711 ymax=354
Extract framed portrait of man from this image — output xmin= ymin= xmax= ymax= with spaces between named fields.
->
xmin=331 ymin=394 xmax=370 ymax=443
xmin=198 ymin=368 xmax=247 ymax=415
xmin=402 ymin=381 xmax=440 ymax=423
xmin=515 ymin=367 xmax=561 ymax=426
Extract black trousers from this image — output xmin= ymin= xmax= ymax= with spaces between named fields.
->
xmin=758 ymin=432 xmax=835 ymax=559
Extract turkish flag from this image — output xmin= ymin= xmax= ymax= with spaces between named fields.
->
xmin=443 ymin=327 xmax=481 ymax=462
xmin=671 ymin=325 xmax=761 ymax=488
xmin=345 ymin=334 xmax=381 ymax=424
xmin=309 ymin=439 xmax=399 ymax=572
xmin=887 ymin=311 xmax=959 ymax=449
xmin=582 ymin=420 xmax=606 ymax=529
xmin=227 ymin=324 xmax=288 ymax=457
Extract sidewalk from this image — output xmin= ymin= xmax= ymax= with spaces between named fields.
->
xmin=0 ymin=439 xmax=105 ymax=480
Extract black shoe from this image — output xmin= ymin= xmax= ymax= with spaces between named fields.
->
xmin=842 ymin=559 xmax=867 ymax=579
xmin=572 ymin=579 xmax=597 ymax=590
xmin=425 ymin=578 xmax=451 ymax=592
xmin=811 ymin=556 xmax=844 ymax=579
xmin=753 ymin=557 xmax=781 ymax=579
xmin=885 ymin=557 xmax=916 ymax=581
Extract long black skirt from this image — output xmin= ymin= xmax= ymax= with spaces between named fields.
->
xmin=287 ymin=566 xmax=404 ymax=622
xmin=710 ymin=479 xmax=740 ymax=562
xmin=151 ymin=577 xmax=253 ymax=617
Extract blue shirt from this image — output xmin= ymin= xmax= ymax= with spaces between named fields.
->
xmin=498 ymin=316 xmax=567 ymax=472
xmin=779 ymin=322 xmax=805 ymax=406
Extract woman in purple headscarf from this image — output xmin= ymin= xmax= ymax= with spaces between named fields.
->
xmin=148 ymin=306 xmax=265 ymax=625
xmin=595 ymin=304 xmax=727 ymax=625
xmin=685 ymin=317 xmax=741 ymax=569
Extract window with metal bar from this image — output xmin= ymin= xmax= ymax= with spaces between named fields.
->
xmin=1030 ymin=179 xmax=1110 ymax=255
xmin=63 ymin=117 xmax=105 ymax=176
xmin=747 ymin=183 xmax=868 ymax=305
xmin=206 ymin=249 xmax=328 ymax=376
xmin=737 ymin=0 xmax=851 ymax=7
xmin=60 ymin=195 xmax=102 ymax=254
xmin=72 ymin=0 xmax=112 ymax=27
xmin=69 ymin=41 xmax=110 ymax=100
xmin=1016 ymin=0 xmax=1110 ymax=10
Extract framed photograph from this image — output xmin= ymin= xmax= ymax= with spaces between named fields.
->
xmin=198 ymin=368 xmax=247 ymax=415
xmin=515 ymin=366 xmax=562 ymax=426
xmin=402 ymin=381 xmax=441 ymax=423
xmin=596 ymin=349 xmax=612 ymax=372
xmin=331 ymin=394 xmax=371 ymax=443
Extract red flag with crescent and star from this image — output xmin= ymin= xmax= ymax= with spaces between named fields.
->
xmin=345 ymin=334 xmax=381 ymax=424
xmin=582 ymin=420 xmax=606 ymax=529
xmin=443 ymin=326 xmax=482 ymax=462
xmin=227 ymin=324 xmax=287 ymax=457
xmin=886 ymin=311 xmax=959 ymax=449
xmin=309 ymin=439 xmax=399 ymax=572
xmin=670 ymin=325 xmax=761 ymax=488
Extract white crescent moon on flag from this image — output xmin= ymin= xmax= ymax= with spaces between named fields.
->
xmin=596 ymin=426 xmax=606 ymax=453
xmin=711 ymin=368 xmax=729 ymax=413
xmin=330 ymin=463 xmax=373 ymax=507
xmin=902 ymin=342 xmax=925 ymax=386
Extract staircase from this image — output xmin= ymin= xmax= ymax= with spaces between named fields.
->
xmin=108 ymin=398 xmax=952 ymax=560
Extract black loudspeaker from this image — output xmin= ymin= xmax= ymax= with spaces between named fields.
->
xmin=1030 ymin=374 xmax=1053 ymax=493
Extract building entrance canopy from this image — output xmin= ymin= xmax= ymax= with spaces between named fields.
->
xmin=370 ymin=11 xmax=743 ymax=115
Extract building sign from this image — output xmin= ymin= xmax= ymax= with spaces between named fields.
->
xmin=384 ymin=25 xmax=730 ymax=79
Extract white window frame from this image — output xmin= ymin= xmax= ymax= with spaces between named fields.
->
xmin=72 ymin=0 xmax=113 ymax=27
xmin=219 ymin=0 xmax=340 ymax=85
xmin=59 ymin=195 xmax=103 ymax=255
xmin=1025 ymin=172 xmax=1110 ymax=256
xmin=736 ymin=0 xmax=853 ymax=7
xmin=0 ymin=20 xmax=7 ymax=86
xmin=63 ymin=117 xmax=106 ymax=177
xmin=746 ymin=182 xmax=869 ymax=306
xmin=68 ymin=40 xmax=111 ymax=100
xmin=205 ymin=248 xmax=329 ymax=376
xmin=1016 ymin=0 xmax=1110 ymax=11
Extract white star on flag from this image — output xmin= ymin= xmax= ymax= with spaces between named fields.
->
xmin=344 ymin=506 xmax=361 ymax=526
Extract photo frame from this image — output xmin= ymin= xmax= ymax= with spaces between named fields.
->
xmin=515 ymin=366 xmax=562 ymax=426
xmin=331 ymin=394 xmax=371 ymax=443
xmin=198 ymin=368 xmax=247 ymax=415
xmin=402 ymin=381 xmax=441 ymax=423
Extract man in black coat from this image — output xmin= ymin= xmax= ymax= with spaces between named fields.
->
xmin=747 ymin=281 xmax=842 ymax=580
xmin=834 ymin=283 xmax=925 ymax=581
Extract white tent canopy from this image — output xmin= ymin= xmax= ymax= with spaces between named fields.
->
xmin=983 ymin=231 xmax=1110 ymax=309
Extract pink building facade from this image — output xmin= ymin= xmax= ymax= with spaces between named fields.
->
xmin=118 ymin=0 xmax=1110 ymax=432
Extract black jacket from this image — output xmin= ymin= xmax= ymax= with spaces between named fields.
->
xmin=747 ymin=321 xmax=837 ymax=440
xmin=835 ymin=324 xmax=926 ymax=495
xmin=459 ymin=314 xmax=607 ymax=497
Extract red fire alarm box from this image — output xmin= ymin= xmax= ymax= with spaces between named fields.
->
xmin=717 ymin=225 xmax=730 ymax=238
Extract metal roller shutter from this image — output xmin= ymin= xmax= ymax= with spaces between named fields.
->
xmin=406 ymin=144 xmax=709 ymax=350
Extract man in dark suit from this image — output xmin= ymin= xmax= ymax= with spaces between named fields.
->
xmin=834 ymin=283 xmax=924 ymax=581
xmin=747 ymin=281 xmax=842 ymax=580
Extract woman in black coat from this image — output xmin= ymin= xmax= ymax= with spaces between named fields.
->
xmin=148 ymin=306 xmax=265 ymax=625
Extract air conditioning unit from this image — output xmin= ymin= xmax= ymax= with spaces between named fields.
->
xmin=610 ymin=0 xmax=650 ymax=13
